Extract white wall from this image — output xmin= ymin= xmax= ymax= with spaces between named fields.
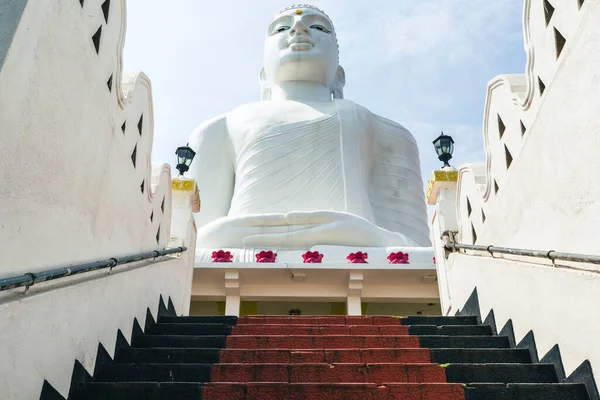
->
xmin=0 ymin=254 xmax=194 ymax=399
xmin=0 ymin=0 xmax=172 ymax=277
xmin=446 ymin=254 xmax=600 ymax=376
xmin=456 ymin=0 xmax=596 ymax=252
xmin=430 ymin=0 xmax=600 ymax=380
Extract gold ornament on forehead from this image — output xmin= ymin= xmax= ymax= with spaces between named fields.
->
xmin=295 ymin=9 xmax=303 ymax=15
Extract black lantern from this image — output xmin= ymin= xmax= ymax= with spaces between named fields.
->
xmin=175 ymin=144 xmax=196 ymax=176
xmin=433 ymin=132 xmax=454 ymax=168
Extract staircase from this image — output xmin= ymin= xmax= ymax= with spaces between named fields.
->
xmin=71 ymin=314 xmax=591 ymax=399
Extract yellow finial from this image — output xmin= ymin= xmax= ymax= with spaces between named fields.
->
xmin=295 ymin=9 xmax=303 ymax=15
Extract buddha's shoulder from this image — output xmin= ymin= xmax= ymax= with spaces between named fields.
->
xmin=337 ymin=100 xmax=417 ymax=142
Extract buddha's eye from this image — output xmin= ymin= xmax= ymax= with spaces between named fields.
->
xmin=273 ymin=26 xmax=290 ymax=34
xmin=310 ymin=25 xmax=330 ymax=33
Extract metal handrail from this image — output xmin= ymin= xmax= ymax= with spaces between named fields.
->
xmin=445 ymin=242 xmax=600 ymax=265
xmin=0 ymin=247 xmax=187 ymax=292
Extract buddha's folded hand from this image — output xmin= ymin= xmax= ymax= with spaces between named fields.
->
xmin=197 ymin=211 xmax=419 ymax=249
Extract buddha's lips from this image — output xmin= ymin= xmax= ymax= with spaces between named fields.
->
xmin=288 ymin=38 xmax=314 ymax=47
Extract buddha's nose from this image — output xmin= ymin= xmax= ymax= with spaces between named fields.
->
xmin=290 ymin=20 xmax=309 ymax=35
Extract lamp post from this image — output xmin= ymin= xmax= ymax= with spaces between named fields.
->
xmin=175 ymin=144 xmax=196 ymax=176
xmin=433 ymin=132 xmax=454 ymax=168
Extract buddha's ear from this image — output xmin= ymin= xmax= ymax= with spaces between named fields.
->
xmin=259 ymin=67 xmax=271 ymax=101
xmin=331 ymin=65 xmax=345 ymax=99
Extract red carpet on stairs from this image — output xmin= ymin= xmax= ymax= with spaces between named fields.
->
xmin=202 ymin=316 xmax=465 ymax=400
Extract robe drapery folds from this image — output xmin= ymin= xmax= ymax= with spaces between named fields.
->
xmin=226 ymin=100 xmax=430 ymax=247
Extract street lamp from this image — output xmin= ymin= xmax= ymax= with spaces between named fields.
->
xmin=175 ymin=144 xmax=196 ymax=176
xmin=433 ymin=132 xmax=454 ymax=168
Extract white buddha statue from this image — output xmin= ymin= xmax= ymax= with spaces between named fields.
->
xmin=189 ymin=4 xmax=430 ymax=251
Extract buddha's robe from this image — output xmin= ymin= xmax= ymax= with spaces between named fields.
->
xmin=189 ymin=99 xmax=430 ymax=248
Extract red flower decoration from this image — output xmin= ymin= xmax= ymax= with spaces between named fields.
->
xmin=302 ymin=251 xmax=323 ymax=263
xmin=212 ymin=250 xmax=233 ymax=263
xmin=256 ymin=250 xmax=277 ymax=263
xmin=347 ymin=251 xmax=368 ymax=264
xmin=387 ymin=251 xmax=410 ymax=264
xmin=433 ymin=256 xmax=436 ymax=264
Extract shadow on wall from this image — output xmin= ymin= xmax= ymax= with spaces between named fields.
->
xmin=456 ymin=288 xmax=599 ymax=400
xmin=38 ymin=296 xmax=177 ymax=400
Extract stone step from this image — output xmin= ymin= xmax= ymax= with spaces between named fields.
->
xmin=210 ymin=363 xmax=446 ymax=383
xmin=430 ymin=348 xmax=532 ymax=364
xmin=202 ymin=382 xmax=466 ymax=399
xmin=225 ymin=335 xmax=421 ymax=349
xmin=464 ymin=383 xmax=590 ymax=400
xmin=232 ymin=324 xmax=409 ymax=335
xmin=445 ymin=363 xmax=558 ymax=384
xmin=117 ymin=348 xmax=221 ymax=364
xmin=133 ymin=334 xmax=226 ymax=348
xmin=201 ymin=382 xmax=590 ymax=400
xmin=408 ymin=325 xmax=493 ymax=336
xmin=157 ymin=315 xmax=237 ymax=325
xmin=218 ymin=348 xmax=431 ymax=364
xmin=95 ymin=363 xmax=212 ymax=383
xmin=237 ymin=316 xmax=402 ymax=325
xmin=148 ymin=323 xmax=232 ymax=336
xmin=419 ymin=335 xmax=510 ymax=349
xmin=72 ymin=382 xmax=204 ymax=400
xmin=401 ymin=316 xmax=479 ymax=326
xmin=75 ymin=381 xmax=590 ymax=400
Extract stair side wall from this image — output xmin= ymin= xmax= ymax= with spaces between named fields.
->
xmin=0 ymin=256 xmax=191 ymax=399
xmin=456 ymin=0 xmax=599 ymax=253
xmin=0 ymin=0 xmax=172 ymax=277
xmin=431 ymin=0 xmax=600 ymax=384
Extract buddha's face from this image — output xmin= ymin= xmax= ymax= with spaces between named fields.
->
xmin=263 ymin=7 xmax=338 ymax=88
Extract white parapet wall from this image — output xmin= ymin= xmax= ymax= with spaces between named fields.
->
xmin=0 ymin=0 xmax=200 ymax=398
xmin=0 ymin=252 xmax=194 ymax=399
xmin=0 ymin=0 xmax=173 ymax=276
xmin=430 ymin=0 xmax=600 ymax=380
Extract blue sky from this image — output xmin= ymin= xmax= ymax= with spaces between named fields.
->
xmin=123 ymin=0 xmax=525 ymax=192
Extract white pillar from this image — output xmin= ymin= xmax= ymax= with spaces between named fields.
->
xmin=426 ymin=169 xmax=458 ymax=315
xmin=347 ymin=272 xmax=363 ymax=316
xmin=170 ymin=178 xmax=201 ymax=316
xmin=224 ymin=270 xmax=240 ymax=317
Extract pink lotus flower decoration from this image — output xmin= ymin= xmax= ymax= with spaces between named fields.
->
xmin=302 ymin=251 xmax=323 ymax=263
xmin=347 ymin=251 xmax=368 ymax=264
xmin=212 ymin=250 xmax=233 ymax=263
xmin=256 ymin=250 xmax=277 ymax=263
xmin=387 ymin=251 xmax=410 ymax=264
xmin=433 ymin=256 xmax=436 ymax=264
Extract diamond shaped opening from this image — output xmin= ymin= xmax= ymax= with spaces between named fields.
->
xmin=91 ymin=26 xmax=102 ymax=54
xmin=79 ymin=0 xmax=84 ymax=7
xmin=498 ymin=114 xmax=506 ymax=139
xmin=161 ymin=197 xmax=165 ymax=213
xmin=482 ymin=210 xmax=486 ymax=223
xmin=156 ymin=226 xmax=161 ymax=244
xmin=131 ymin=144 xmax=137 ymax=168
xmin=150 ymin=211 xmax=154 ymax=222
xmin=494 ymin=180 xmax=499 ymax=194
xmin=140 ymin=180 xmax=145 ymax=194
xmin=554 ymin=28 xmax=566 ymax=59
xmin=137 ymin=115 xmax=143 ymax=136
xmin=101 ymin=0 xmax=111 ymax=23
xmin=520 ymin=120 xmax=526 ymax=137
xmin=121 ymin=121 xmax=126 ymax=134
xmin=538 ymin=77 xmax=546 ymax=96
xmin=106 ymin=74 xmax=113 ymax=92
xmin=543 ymin=0 xmax=555 ymax=26
xmin=578 ymin=0 xmax=585 ymax=9
xmin=467 ymin=198 xmax=472 ymax=217
xmin=471 ymin=223 xmax=477 ymax=245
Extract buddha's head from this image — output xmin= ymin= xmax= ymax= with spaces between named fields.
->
xmin=261 ymin=4 xmax=345 ymax=100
